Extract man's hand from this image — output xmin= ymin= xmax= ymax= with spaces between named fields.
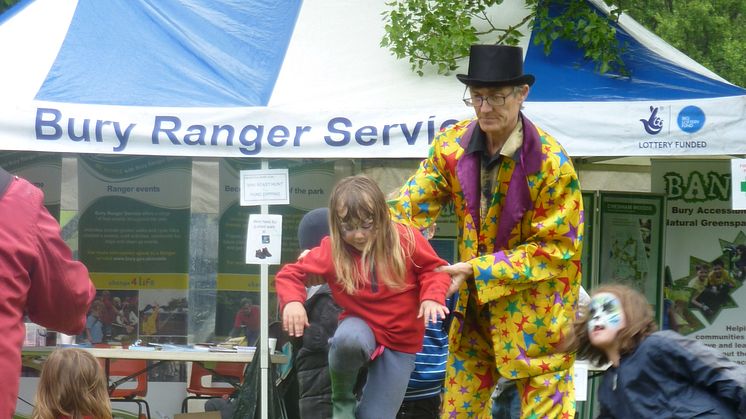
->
xmin=418 ymin=299 xmax=450 ymax=326
xmin=436 ymin=262 xmax=473 ymax=297
xmin=282 ymin=301 xmax=309 ymax=337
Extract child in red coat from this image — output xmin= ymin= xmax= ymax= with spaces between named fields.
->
xmin=276 ymin=175 xmax=451 ymax=419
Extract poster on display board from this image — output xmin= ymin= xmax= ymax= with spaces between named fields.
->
xmin=76 ymin=155 xmax=192 ymax=373
xmin=0 ymin=151 xmax=62 ymax=218
xmin=652 ymin=159 xmax=746 ymax=366
xmin=597 ymin=192 xmax=665 ymax=316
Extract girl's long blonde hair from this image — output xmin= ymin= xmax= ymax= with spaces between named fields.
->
xmin=32 ymin=348 xmax=112 ymax=419
xmin=329 ymin=175 xmax=413 ymax=294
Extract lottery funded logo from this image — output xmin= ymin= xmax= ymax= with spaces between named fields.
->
xmin=640 ymin=105 xmax=664 ymax=135
xmin=677 ymin=105 xmax=705 ymax=133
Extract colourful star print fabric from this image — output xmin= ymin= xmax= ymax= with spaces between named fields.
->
xmin=390 ymin=115 xmax=583 ymax=418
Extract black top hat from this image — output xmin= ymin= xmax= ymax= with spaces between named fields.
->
xmin=457 ymin=45 xmax=535 ymax=87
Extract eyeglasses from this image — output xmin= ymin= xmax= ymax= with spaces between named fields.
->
xmin=463 ymin=92 xmax=513 ymax=107
xmin=339 ymin=220 xmax=375 ymax=234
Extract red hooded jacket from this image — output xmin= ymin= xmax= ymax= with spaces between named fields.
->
xmin=0 ymin=171 xmax=96 ymax=417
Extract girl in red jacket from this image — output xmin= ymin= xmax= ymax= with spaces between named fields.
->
xmin=33 ymin=348 xmax=112 ymax=419
xmin=277 ymin=175 xmax=452 ymax=419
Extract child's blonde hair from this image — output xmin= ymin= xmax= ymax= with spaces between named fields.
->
xmin=32 ymin=348 xmax=112 ymax=419
xmin=329 ymin=175 xmax=413 ymax=294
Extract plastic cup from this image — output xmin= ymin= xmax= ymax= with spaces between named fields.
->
xmin=268 ymin=338 xmax=277 ymax=354
xmin=57 ymin=333 xmax=76 ymax=346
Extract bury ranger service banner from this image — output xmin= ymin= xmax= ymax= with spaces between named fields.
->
xmin=1 ymin=0 xmax=744 ymax=158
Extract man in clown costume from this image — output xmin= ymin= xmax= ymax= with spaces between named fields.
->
xmin=389 ymin=44 xmax=583 ymax=418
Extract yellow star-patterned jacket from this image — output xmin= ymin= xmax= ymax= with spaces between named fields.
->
xmin=389 ymin=114 xmax=583 ymax=378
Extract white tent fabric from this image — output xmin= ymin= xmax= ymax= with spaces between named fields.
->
xmin=0 ymin=0 xmax=744 ymax=158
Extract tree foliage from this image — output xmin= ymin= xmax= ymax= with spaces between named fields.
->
xmin=381 ymin=0 xmax=625 ymax=76
xmin=1 ymin=0 xmax=17 ymax=14
xmin=381 ymin=0 xmax=746 ymax=87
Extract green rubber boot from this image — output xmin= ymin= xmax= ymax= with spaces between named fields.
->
xmin=330 ymin=370 xmax=358 ymax=419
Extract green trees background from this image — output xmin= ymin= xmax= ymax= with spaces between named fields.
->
xmin=0 ymin=0 xmax=14 ymax=13
xmin=623 ymin=0 xmax=746 ymax=87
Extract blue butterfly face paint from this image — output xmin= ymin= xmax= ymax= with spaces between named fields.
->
xmin=588 ymin=292 xmax=624 ymax=334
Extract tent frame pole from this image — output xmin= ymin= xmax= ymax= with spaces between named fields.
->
xmin=259 ymin=158 xmax=269 ymax=419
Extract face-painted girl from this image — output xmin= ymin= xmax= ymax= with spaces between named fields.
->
xmin=587 ymin=292 xmax=626 ymax=350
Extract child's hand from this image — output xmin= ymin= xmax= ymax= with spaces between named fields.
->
xmin=282 ymin=301 xmax=309 ymax=337
xmin=418 ymin=300 xmax=450 ymax=326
